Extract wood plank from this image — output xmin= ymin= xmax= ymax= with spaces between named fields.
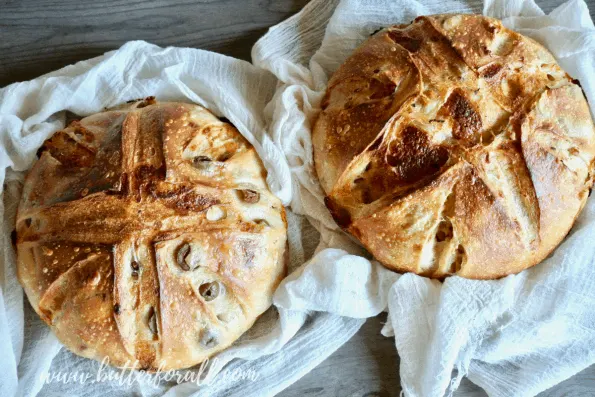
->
xmin=0 ymin=0 xmax=310 ymax=86
xmin=0 ymin=0 xmax=583 ymax=87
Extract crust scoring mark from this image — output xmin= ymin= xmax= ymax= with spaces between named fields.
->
xmin=450 ymin=245 xmax=467 ymax=274
xmin=427 ymin=188 xmax=467 ymax=276
xmin=387 ymin=30 xmax=422 ymax=53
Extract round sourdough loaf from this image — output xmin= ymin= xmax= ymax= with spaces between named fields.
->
xmin=313 ymin=14 xmax=595 ymax=279
xmin=16 ymin=98 xmax=287 ymax=370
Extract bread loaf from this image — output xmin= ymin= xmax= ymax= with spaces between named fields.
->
xmin=313 ymin=14 xmax=595 ymax=279
xmin=16 ymin=98 xmax=287 ymax=370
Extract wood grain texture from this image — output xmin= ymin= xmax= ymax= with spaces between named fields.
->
xmin=0 ymin=0 xmax=310 ymax=86
xmin=1 ymin=0 xmax=595 ymax=395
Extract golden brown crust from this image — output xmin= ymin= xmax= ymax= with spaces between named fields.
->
xmin=313 ymin=14 xmax=595 ymax=279
xmin=16 ymin=99 xmax=287 ymax=370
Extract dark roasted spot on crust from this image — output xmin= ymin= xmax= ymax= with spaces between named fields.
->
xmin=35 ymin=145 xmax=45 ymax=159
xmin=41 ymin=130 xmax=96 ymax=168
xmin=171 ymin=191 xmax=217 ymax=211
xmin=113 ymin=303 xmax=120 ymax=315
xmin=324 ymin=196 xmax=352 ymax=228
xmin=484 ymin=21 xmax=498 ymax=34
xmin=254 ymin=218 xmax=270 ymax=227
xmin=217 ymin=152 xmax=233 ymax=162
xmin=441 ymin=89 xmax=482 ymax=145
xmin=148 ymin=183 xmax=220 ymax=213
xmin=369 ymin=78 xmax=397 ymax=99
xmin=571 ymin=78 xmax=590 ymax=102
xmin=361 ymin=187 xmax=374 ymax=204
xmin=386 ymin=126 xmax=449 ymax=183
xmin=136 ymin=96 xmax=156 ymax=108
xmin=387 ymin=30 xmax=422 ymax=53
xmin=481 ymin=63 xmax=502 ymax=79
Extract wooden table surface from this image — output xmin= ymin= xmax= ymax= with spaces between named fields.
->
xmin=2 ymin=0 xmax=595 ymax=396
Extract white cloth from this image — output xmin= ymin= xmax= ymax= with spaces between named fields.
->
xmin=255 ymin=0 xmax=595 ymax=396
xmin=0 ymin=41 xmax=364 ymax=397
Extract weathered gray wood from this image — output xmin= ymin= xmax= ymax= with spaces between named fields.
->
xmin=283 ymin=314 xmax=403 ymax=397
xmin=1 ymin=0 xmax=595 ymax=396
xmin=0 ymin=0 xmax=310 ymax=86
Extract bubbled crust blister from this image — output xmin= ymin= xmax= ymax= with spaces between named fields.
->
xmin=16 ymin=98 xmax=287 ymax=370
xmin=313 ymin=14 xmax=595 ymax=279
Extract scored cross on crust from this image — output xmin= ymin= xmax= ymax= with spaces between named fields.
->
xmin=16 ymin=99 xmax=287 ymax=370
xmin=313 ymin=14 xmax=595 ymax=279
